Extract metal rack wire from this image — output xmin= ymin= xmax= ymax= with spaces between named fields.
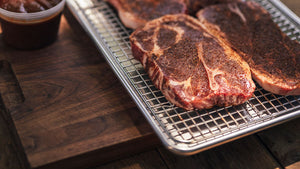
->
xmin=67 ymin=0 xmax=300 ymax=155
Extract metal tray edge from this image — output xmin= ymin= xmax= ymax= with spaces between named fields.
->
xmin=66 ymin=0 xmax=300 ymax=155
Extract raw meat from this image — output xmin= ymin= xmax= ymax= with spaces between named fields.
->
xmin=184 ymin=0 xmax=240 ymax=15
xmin=105 ymin=0 xmax=187 ymax=29
xmin=197 ymin=1 xmax=300 ymax=95
xmin=130 ymin=14 xmax=255 ymax=110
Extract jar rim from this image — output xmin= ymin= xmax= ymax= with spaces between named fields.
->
xmin=0 ymin=0 xmax=65 ymax=22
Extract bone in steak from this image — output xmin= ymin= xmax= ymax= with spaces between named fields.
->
xmin=130 ymin=14 xmax=255 ymax=110
xmin=105 ymin=0 xmax=187 ymax=29
xmin=197 ymin=1 xmax=300 ymax=95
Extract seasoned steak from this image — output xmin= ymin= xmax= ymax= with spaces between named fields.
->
xmin=105 ymin=0 xmax=187 ymax=29
xmin=184 ymin=0 xmax=240 ymax=15
xmin=197 ymin=1 xmax=300 ymax=95
xmin=130 ymin=14 xmax=255 ymax=110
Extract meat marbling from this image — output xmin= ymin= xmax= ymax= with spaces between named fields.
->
xmin=185 ymin=0 xmax=241 ymax=15
xmin=196 ymin=1 xmax=300 ymax=95
xmin=105 ymin=0 xmax=187 ymax=29
xmin=130 ymin=14 xmax=255 ymax=110
xmin=105 ymin=0 xmax=241 ymax=29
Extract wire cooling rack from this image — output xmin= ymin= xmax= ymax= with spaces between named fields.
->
xmin=66 ymin=0 xmax=300 ymax=155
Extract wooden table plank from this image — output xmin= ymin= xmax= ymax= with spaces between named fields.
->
xmin=158 ymin=136 xmax=280 ymax=169
xmin=280 ymin=0 xmax=300 ymax=16
xmin=93 ymin=150 xmax=168 ymax=169
xmin=0 ymin=1 xmax=299 ymax=169
xmin=0 ymin=9 xmax=160 ymax=169
xmin=257 ymin=118 xmax=300 ymax=168
xmin=0 ymin=97 xmax=30 ymax=169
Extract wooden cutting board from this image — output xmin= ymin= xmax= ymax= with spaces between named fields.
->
xmin=0 ymin=8 xmax=160 ymax=169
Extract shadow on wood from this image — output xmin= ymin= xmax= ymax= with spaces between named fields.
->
xmin=0 ymin=92 xmax=30 ymax=168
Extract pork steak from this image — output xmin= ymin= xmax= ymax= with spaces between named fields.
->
xmin=197 ymin=1 xmax=300 ymax=95
xmin=105 ymin=0 xmax=187 ymax=29
xmin=130 ymin=14 xmax=255 ymax=110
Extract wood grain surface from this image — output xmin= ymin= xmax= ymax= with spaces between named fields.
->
xmin=257 ymin=118 xmax=300 ymax=168
xmin=0 ymin=0 xmax=299 ymax=169
xmin=0 ymin=94 xmax=30 ymax=169
xmin=158 ymin=136 xmax=280 ymax=169
xmin=0 ymin=8 xmax=159 ymax=169
xmin=281 ymin=0 xmax=300 ymax=16
xmin=94 ymin=150 xmax=168 ymax=169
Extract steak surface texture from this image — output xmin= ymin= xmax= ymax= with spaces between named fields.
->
xmin=197 ymin=1 xmax=300 ymax=95
xmin=185 ymin=0 xmax=240 ymax=15
xmin=105 ymin=0 xmax=187 ymax=29
xmin=130 ymin=14 xmax=255 ymax=110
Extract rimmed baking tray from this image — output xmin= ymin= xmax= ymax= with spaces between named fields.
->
xmin=66 ymin=0 xmax=300 ymax=155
